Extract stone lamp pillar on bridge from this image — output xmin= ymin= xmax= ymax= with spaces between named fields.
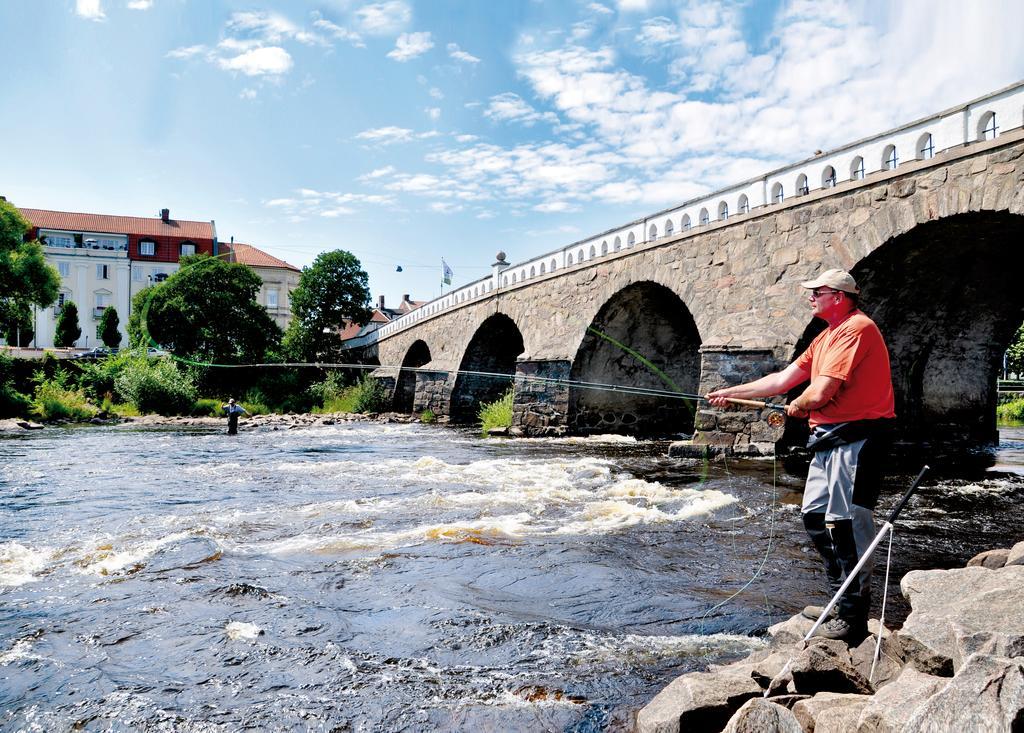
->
xmin=491 ymin=251 xmax=510 ymax=287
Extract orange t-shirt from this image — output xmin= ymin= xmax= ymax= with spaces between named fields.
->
xmin=794 ymin=311 xmax=896 ymax=427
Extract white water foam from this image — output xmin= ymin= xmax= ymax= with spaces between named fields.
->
xmin=75 ymin=530 xmax=200 ymax=576
xmin=226 ymin=621 xmax=263 ymax=640
xmin=0 ymin=542 xmax=51 ymax=587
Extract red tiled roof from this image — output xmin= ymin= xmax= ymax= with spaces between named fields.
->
xmin=338 ymin=321 xmax=362 ymax=340
xmin=19 ymin=207 xmax=214 ymax=240
xmin=223 ymin=242 xmax=300 ymax=272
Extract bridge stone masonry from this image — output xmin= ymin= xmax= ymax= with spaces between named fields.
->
xmin=369 ymin=81 xmax=1024 ymax=454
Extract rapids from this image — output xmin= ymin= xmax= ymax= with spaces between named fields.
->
xmin=2 ymin=422 xmax=1023 ymax=731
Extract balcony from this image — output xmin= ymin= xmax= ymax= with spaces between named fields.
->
xmin=93 ymin=306 xmax=108 ymax=319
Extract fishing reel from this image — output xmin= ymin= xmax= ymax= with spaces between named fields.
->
xmin=765 ymin=410 xmax=787 ymax=428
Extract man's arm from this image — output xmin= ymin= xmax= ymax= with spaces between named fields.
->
xmin=706 ymin=361 xmax=811 ymax=405
xmin=789 ymin=375 xmax=842 ymax=412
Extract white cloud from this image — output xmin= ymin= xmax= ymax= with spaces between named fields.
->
xmin=355 ymin=126 xmax=415 ymax=144
xmin=425 ymin=107 xmax=441 ymax=120
xmin=312 ymin=18 xmax=366 ymax=48
xmin=447 ymin=43 xmax=480 ymax=64
xmin=388 ymin=32 xmax=434 ymax=62
xmin=429 ymin=87 xmax=444 ymax=100
xmin=430 ymin=202 xmax=464 ymax=214
xmin=616 ymin=0 xmax=648 ymax=11
xmin=228 ymin=11 xmax=311 ymax=44
xmin=166 ymin=45 xmax=206 ymax=60
xmin=355 ymin=1 xmax=411 ymax=35
xmin=359 ymin=166 xmax=396 ymax=180
xmin=483 ymin=93 xmax=559 ymax=126
xmin=321 ymin=207 xmax=356 ymax=217
xmin=534 ymin=201 xmax=580 ymax=213
xmin=265 ymin=189 xmax=395 ymax=218
xmin=636 ymin=16 xmax=678 ymax=46
xmin=239 ymin=88 xmax=257 ymax=100
xmin=75 ymin=0 xmax=105 ymax=20
xmin=587 ymin=3 xmax=613 ymax=15
xmin=127 ymin=0 xmax=153 ymax=9
xmin=218 ymin=47 xmax=293 ymax=77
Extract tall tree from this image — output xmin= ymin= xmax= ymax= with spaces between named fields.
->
xmin=126 ymin=254 xmax=281 ymax=363
xmin=284 ymin=249 xmax=371 ymax=361
xmin=0 ymin=199 xmax=60 ymax=340
xmin=97 ymin=306 xmax=122 ymax=348
xmin=54 ymin=301 xmax=81 ymax=348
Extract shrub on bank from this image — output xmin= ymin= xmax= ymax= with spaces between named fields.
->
xmin=115 ymin=358 xmax=197 ymax=416
xmin=997 ymin=397 xmax=1024 ymax=424
xmin=419 ymin=409 xmax=436 ymax=424
xmin=0 ymin=352 xmax=30 ymax=418
xmin=313 ymin=374 xmax=387 ymax=414
xmin=31 ymin=371 xmax=97 ymax=421
xmin=478 ymin=388 xmax=514 ymax=436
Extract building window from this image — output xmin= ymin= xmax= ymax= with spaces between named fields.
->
xmin=267 ymin=289 xmax=279 ymax=308
xmin=737 ymin=195 xmax=749 ymax=214
xmin=851 ymin=157 xmax=865 ymax=180
xmin=649 ymin=224 xmax=658 ymax=240
xmin=613 ymin=237 xmax=621 ymax=251
xmin=796 ymin=174 xmax=809 ymax=196
xmin=822 ymin=166 xmax=837 ymax=188
xmin=567 ymin=253 xmax=574 ymax=265
xmin=917 ymin=133 xmax=934 ymax=160
xmin=133 ymin=268 xmax=143 ymax=282
xmin=699 ymin=208 xmax=710 ymax=226
xmin=601 ymin=240 xmax=608 ymax=254
xmin=588 ymin=245 xmax=596 ymax=258
xmin=46 ymin=235 xmax=74 ymax=248
xmin=180 ymin=242 xmax=196 ymax=256
xmin=94 ymin=291 xmax=111 ymax=318
xmin=96 ymin=264 xmax=109 ymax=280
xmin=550 ymin=258 xmax=556 ymax=271
xmin=664 ymin=220 xmax=674 ymax=237
xmin=58 ymin=262 xmax=70 ymax=277
xmin=883 ymin=145 xmax=898 ymax=170
xmin=140 ymin=240 xmax=156 ymax=256
xmin=771 ymin=183 xmax=784 ymax=203
xmin=681 ymin=215 xmax=691 ymax=230
xmin=627 ymin=233 xmax=635 ymax=247
xmin=718 ymin=201 xmax=728 ymax=220
xmin=979 ymin=111 xmax=998 ymax=141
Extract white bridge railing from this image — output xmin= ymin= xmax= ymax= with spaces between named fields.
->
xmin=373 ymin=80 xmax=1024 ymax=343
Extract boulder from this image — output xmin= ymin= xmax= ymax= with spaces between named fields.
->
xmin=635 ymin=671 xmax=762 ymax=733
xmin=850 ymin=631 xmax=905 ymax=689
xmin=721 ymin=698 xmax=802 ymax=733
xmin=791 ymin=692 xmax=871 ymax=732
xmin=1006 ymin=540 xmax=1024 ymax=567
xmin=788 ymin=638 xmax=874 ymax=695
xmin=898 ymin=565 xmax=1024 ymax=675
xmin=767 ymin=613 xmax=815 ymax=648
xmin=814 ymin=702 xmax=870 ymax=733
xmin=966 ymin=548 xmax=1010 ymax=569
xmin=15 ymin=420 xmax=44 ymax=430
xmin=854 ymin=665 xmax=945 ymax=731
xmin=903 ymin=653 xmax=1024 ymax=732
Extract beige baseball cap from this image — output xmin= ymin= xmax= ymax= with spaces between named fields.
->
xmin=800 ymin=268 xmax=860 ymax=294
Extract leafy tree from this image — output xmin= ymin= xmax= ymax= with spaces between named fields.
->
xmin=283 ymin=249 xmax=370 ymax=361
xmin=2 ymin=299 xmax=34 ymax=347
xmin=0 ymin=199 xmax=60 ymax=339
xmin=126 ymin=254 xmax=281 ymax=364
xmin=1007 ymin=323 xmax=1024 ymax=378
xmin=97 ymin=306 xmax=122 ymax=348
xmin=54 ymin=301 xmax=82 ymax=348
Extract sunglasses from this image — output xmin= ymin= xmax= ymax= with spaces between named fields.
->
xmin=810 ymin=289 xmax=842 ymax=298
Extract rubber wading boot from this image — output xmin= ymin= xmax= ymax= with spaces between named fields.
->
xmin=800 ymin=605 xmax=839 ymax=621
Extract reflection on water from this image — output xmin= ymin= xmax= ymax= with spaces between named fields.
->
xmin=1 ymin=422 xmax=1023 ymax=731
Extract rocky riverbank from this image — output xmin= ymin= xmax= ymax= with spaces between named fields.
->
xmin=637 ymin=542 xmax=1024 ymax=732
xmin=0 ymin=411 xmax=431 ymax=433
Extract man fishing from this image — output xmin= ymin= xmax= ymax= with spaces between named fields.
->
xmin=222 ymin=398 xmax=248 ymax=435
xmin=707 ymin=269 xmax=895 ymax=642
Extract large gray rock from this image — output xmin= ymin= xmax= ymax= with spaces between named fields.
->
xmin=1006 ymin=540 xmax=1024 ymax=567
xmin=850 ymin=631 xmax=905 ymax=690
xmin=815 ymin=702 xmax=870 ymax=733
xmin=721 ymin=698 xmax=802 ymax=733
xmin=903 ymin=653 xmax=1024 ymax=732
xmin=791 ymin=692 xmax=871 ymax=732
xmin=635 ymin=671 xmax=762 ymax=733
xmin=854 ymin=665 xmax=945 ymax=732
xmin=898 ymin=565 xmax=1024 ymax=675
xmin=767 ymin=613 xmax=815 ymax=648
xmin=789 ymin=638 xmax=874 ymax=695
xmin=966 ymin=548 xmax=1009 ymax=569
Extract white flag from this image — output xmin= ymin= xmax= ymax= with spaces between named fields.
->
xmin=442 ymin=259 xmax=453 ymax=285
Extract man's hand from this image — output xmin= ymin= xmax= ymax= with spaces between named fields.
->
xmin=705 ymin=389 xmax=735 ymax=407
xmin=786 ymin=403 xmax=809 ymax=419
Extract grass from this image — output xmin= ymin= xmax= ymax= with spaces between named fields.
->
xmin=313 ymin=375 xmax=386 ymax=414
xmin=997 ymin=397 xmax=1024 ymax=425
xmin=31 ymin=379 xmax=97 ymax=421
xmin=478 ymin=388 xmax=514 ymax=437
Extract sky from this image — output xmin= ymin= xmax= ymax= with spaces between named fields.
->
xmin=2 ymin=1 xmax=1024 ymax=307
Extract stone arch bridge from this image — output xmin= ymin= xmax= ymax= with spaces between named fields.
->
xmin=367 ymin=89 xmax=1024 ymax=453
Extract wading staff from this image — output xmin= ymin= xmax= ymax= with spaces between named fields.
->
xmin=765 ymin=464 xmax=930 ymax=697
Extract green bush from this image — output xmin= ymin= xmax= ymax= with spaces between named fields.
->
xmin=313 ymin=374 xmax=386 ymax=414
xmin=74 ymin=349 xmax=142 ymax=402
xmin=191 ymin=397 xmax=223 ymax=417
xmin=31 ymin=370 xmax=97 ymax=421
xmin=997 ymin=397 xmax=1024 ymax=425
xmin=0 ymin=352 xmax=30 ymax=418
xmin=419 ymin=409 xmax=436 ymax=424
xmin=115 ymin=358 xmax=197 ymax=416
xmin=478 ymin=388 xmax=514 ymax=437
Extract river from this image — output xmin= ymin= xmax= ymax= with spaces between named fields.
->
xmin=2 ymin=421 xmax=1023 ymax=731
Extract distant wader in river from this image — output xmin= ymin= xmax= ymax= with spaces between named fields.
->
xmin=222 ymin=398 xmax=248 ymax=435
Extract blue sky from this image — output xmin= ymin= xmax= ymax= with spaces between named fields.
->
xmin=2 ymin=1 xmax=1024 ymax=307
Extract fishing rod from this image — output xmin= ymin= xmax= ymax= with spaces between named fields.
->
xmin=766 ymin=464 xmax=931 ymax=695
xmin=165 ymin=353 xmax=788 ymax=423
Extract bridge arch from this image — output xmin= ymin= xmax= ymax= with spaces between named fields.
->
xmin=786 ymin=210 xmax=1024 ymax=448
xmin=393 ymin=339 xmax=431 ymax=412
xmin=449 ymin=313 xmax=525 ymax=424
xmin=568 ymin=281 xmax=702 ymax=436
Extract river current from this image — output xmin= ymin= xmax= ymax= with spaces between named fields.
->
xmin=2 ymin=421 xmax=1023 ymax=731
